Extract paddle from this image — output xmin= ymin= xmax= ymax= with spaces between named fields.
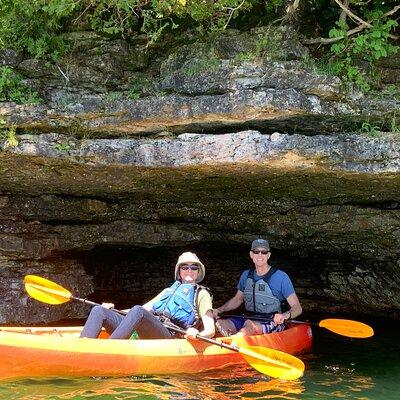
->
xmin=220 ymin=313 xmax=374 ymax=339
xmin=162 ymin=323 xmax=305 ymax=381
xmin=24 ymin=274 xmax=127 ymax=315
xmin=24 ymin=274 xmax=305 ymax=380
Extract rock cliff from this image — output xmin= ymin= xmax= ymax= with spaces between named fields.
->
xmin=1 ymin=27 xmax=399 ymax=323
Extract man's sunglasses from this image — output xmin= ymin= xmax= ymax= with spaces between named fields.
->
xmin=252 ymin=250 xmax=269 ymax=255
xmin=180 ymin=264 xmax=199 ymax=271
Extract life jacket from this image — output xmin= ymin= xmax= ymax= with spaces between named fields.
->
xmin=243 ymin=267 xmax=282 ymax=314
xmin=151 ymin=281 xmax=202 ymax=329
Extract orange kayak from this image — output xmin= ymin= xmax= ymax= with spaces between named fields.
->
xmin=0 ymin=324 xmax=312 ymax=380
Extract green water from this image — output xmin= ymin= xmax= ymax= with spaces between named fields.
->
xmin=1 ymin=323 xmax=399 ymax=400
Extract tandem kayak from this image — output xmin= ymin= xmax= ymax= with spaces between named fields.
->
xmin=0 ymin=324 xmax=312 ymax=380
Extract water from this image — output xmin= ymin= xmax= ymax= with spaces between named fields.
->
xmin=1 ymin=323 xmax=399 ymax=400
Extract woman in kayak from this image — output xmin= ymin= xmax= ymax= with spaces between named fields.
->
xmin=80 ymin=252 xmax=215 ymax=340
xmin=212 ymin=238 xmax=302 ymax=337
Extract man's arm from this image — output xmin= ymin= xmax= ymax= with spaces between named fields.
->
xmin=213 ymin=290 xmax=244 ymax=318
xmin=273 ymin=292 xmax=302 ymax=325
xmin=286 ymin=292 xmax=302 ymax=319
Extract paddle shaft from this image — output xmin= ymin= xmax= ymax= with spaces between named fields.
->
xmin=69 ymin=296 xmax=257 ymax=356
xmin=219 ymin=313 xmax=374 ymax=339
xmin=163 ymin=323 xmax=297 ymax=370
xmin=220 ymin=313 xmax=316 ymax=327
xmin=74 ymin=297 xmax=238 ymax=351
xmin=163 ymin=323 xmax=241 ymax=352
xmin=70 ymin=295 xmax=128 ymax=316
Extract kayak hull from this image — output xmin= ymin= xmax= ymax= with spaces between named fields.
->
xmin=0 ymin=324 xmax=312 ymax=380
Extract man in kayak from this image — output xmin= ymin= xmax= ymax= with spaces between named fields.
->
xmin=80 ymin=251 xmax=215 ymax=340
xmin=212 ymin=238 xmax=302 ymax=336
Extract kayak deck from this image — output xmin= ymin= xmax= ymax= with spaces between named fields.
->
xmin=0 ymin=324 xmax=312 ymax=380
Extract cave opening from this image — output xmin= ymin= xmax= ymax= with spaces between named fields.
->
xmin=67 ymin=242 xmax=249 ymax=310
xmin=64 ymin=242 xmax=331 ymax=317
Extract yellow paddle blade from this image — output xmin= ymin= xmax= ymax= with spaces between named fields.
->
xmin=319 ymin=319 xmax=374 ymax=338
xmin=24 ymin=275 xmax=72 ymax=305
xmin=239 ymin=346 xmax=305 ymax=381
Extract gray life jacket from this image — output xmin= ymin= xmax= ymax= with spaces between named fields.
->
xmin=243 ymin=267 xmax=282 ymax=314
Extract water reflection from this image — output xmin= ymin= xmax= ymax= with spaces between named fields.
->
xmin=0 ymin=366 xmax=305 ymax=400
xmin=219 ymin=376 xmax=305 ymax=399
xmin=172 ymin=365 xmax=305 ymax=400
xmin=0 ymin=366 xmax=391 ymax=400
xmin=305 ymin=359 xmax=375 ymax=400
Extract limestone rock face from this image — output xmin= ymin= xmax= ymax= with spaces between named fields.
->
xmin=1 ymin=27 xmax=399 ymax=137
xmin=1 ymin=26 xmax=400 ymax=323
xmin=0 ymin=258 xmax=93 ymax=324
xmin=16 ymin=32 xmax=149 ymax=94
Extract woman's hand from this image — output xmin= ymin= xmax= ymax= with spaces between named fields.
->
xmin=184 ymin=327 xmax=200 ymax=340
xmin=101 ymin=302 xmax=115 ymax=309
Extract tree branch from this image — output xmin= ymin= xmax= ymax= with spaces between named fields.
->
xmin=286 ymin=0 xmax=301 ymax=15
xmin=222 ymin=0 xmax=247 ymax=29
xmin=303 ymin=4 xmax=400 ymax=45
xmin=385 ymin=5 xmax=400 ymax=18
xmin=339 ymin=0 xmax=349 ymax=22
xmin=333 ymin=0 xmax=372 ymax=28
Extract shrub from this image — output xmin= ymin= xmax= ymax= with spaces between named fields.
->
xmin=0 ymin=67 xmax=42 ymax=104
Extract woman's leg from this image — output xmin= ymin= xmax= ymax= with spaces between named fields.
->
xmin=110 ymin=305 xmax=172 ymax=339
xmin=80 ymin=305 xmax=124 ymax=338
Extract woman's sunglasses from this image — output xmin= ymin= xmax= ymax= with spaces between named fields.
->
xmin=180 ymin=264 xmax=199 ymax=271
xmin=252 ymin=250 xmax=269 ymax=255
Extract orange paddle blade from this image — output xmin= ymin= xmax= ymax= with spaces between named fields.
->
xmin=24 ymin=275 xmax=72 ymax=305
xmin=239 ymin=346 xmax=305 ymax=381
xmin=319 ymin=319 xmax=374 ymax=338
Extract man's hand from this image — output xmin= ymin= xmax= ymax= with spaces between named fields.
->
xmin=273 ymin=311 xmax=290 ymax=325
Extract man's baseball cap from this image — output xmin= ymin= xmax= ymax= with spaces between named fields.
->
xmin=251 ymin=238 xmax=270 ymax=251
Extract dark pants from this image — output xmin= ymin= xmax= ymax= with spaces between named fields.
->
xmin=79 ymin=305 xmax=173 ymax=339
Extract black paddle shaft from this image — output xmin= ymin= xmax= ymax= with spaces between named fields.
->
xmin=220 ymin=313 xmax=315 ymax=327
xmin=163 ymin=323 xmax=240 ymax=353
xmin=71 ymin=296 xmax=233 ymax=345
xmin=70 ymin=295 xmax=128 ymax=316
